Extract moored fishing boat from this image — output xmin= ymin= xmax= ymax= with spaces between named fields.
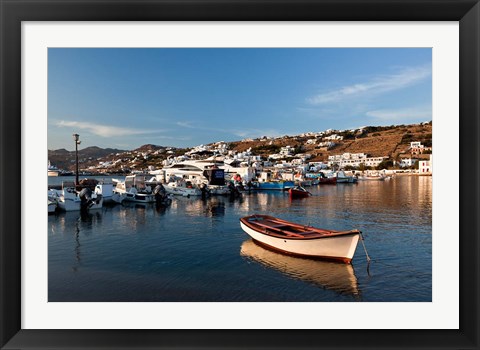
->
xmin=315 ymin=172 xmax=337 ymax=184
xmin=239 ymin=214 xmax=361 ymax=263
xmin=288 ymin=186 xmax=310 ymax=199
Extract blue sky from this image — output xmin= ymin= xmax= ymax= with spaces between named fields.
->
xmin=48 ymin=48 xmax=431 ymax=151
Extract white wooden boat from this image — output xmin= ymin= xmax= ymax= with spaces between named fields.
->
xmin=239 ymin=214 xmax=361 ymax=263
xmin=240 ymin=240 xmax=359 ymax=295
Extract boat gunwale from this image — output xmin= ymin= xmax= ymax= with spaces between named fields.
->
xmin=240 ymin=215 xmax=361 ymax=240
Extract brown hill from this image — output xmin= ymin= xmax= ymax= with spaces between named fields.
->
xmin=134 ymin=144 xmax=166 ymax=152
xmin=228 ymin=122 xmax=432 ymax=162
xmin=48 ymin=146 xmax=127 ymax=171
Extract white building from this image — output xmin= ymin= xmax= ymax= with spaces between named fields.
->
xmin=328 ymin=152 xmax=388 ymax=168
xmin=399 ymin=157 xmax=417 ymax=168
xmin=324 ymin=134 xmax=344 ymax=141
xmin=410 ymin=141 xmax=432 ymax=155
xmin=418 ymin=155 xmax=433 ymax=174
xmin=280 ymin=145 xmax=295 ymax=156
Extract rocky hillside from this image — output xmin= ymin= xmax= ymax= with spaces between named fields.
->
xmin=48 ymin=146 xmax=127 ymax=171
xmin=228 ymin=122 xmax=432 ymax=162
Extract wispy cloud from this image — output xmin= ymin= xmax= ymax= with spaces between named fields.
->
xmin=365 ymin=106 xmax=432 ymax=121
xmin=176 ymin=121 xmax=231 ymax=134
xmin=177 ymin=121 xmax=282 ymax=140
xmin=306 ymin=65 xmax=431 ymax=105
xmin=54 ymin=120 xmax=165 ymax=137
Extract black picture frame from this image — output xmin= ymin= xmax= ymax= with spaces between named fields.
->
xmin=1 ymin=0 xmax=479 ymax=349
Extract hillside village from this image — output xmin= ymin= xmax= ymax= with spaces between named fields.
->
xmin=48 ymin=122 xmax=433 ymax=175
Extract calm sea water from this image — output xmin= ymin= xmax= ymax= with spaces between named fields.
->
xmin=48 ymin=176 xmax=432 ymax=302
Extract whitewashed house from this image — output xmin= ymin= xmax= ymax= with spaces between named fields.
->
xmin=418 ymin=155 xmax=433 ymax=174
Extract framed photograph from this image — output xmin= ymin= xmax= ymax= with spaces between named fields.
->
xmin=1 ymin=0 xmax=479 ymax=349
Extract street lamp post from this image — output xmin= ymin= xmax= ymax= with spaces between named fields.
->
xmin=73 ymin=133 xmax=81 ymax=186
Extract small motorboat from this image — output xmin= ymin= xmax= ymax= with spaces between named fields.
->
xmin=113 ymin=175 xmax=156 ymax=203
xmin=288 ymin=186 xmax=310 ymax=199
xmin=48 ymin=183 xmax=103 ymax=212
xmin=164 ymin=180 xmax=202 ymax=197
xmin=239 ymin=214 xmax=361 ymax=263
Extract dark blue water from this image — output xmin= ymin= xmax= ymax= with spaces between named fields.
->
xmin=48 ymin=176 xmax=432 ymax=302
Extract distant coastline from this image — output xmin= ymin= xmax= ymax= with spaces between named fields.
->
xmin=48 ymin=121 xmax=432 ymax=175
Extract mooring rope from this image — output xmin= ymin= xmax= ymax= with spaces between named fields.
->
xmin=359 ymin=231 xmax=371 ymax=274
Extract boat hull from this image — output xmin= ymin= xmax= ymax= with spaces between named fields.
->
xmin=48 ymin=200 xmax=57 ymax=214
xmin=257 ymin=181 xmax=294 ymax=190
xmin=57 ymin=197 xmax=103 ymax=211
xmin=49 ymin=188 xmax=103 ymax=211
xmin=336 ymin=177 xmax=356 ymax=183
xmin=240 ymin=221 xmax=359 ymax=263
xmin=319 ymin=177 xmax=337 ymax=185
xmin=123 ymin=192 xmax=156 ymax=203
xmin=164 ymin=184 xmax=201 ymax=196
xmin=357 ymin=176 xmax=385 ymax=181
xmin=288 ymin=188 xmax=310 ymax=199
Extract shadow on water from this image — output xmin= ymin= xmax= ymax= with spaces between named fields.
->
xmin=240 ymin=239 xmax=361 ymax=299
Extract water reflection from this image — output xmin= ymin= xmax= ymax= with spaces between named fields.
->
xmin=240 ymin=239 xmax=360 ymax=297
xmin=55 ymin=211 xmax=104 ymax=273
xmin=203 ymin=198 xmax=226 ymax=217
xmin=48 ymin=176 xmax=431 ymax=302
